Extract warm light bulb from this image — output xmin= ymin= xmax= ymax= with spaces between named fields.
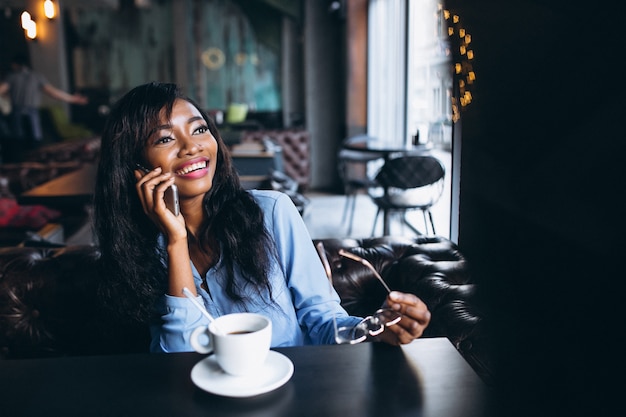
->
xmin=25 ymin=20 xmax=37 ymax=39
xmin=21 ymin=11 xmax=31 ymax=28
xmin=44 ymin=0 xmax=56 ymax=19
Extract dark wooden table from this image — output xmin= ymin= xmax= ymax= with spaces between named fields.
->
xmin=0 ymin=337 xmax=491 ymax=417
xmin=18 ymin=162 xmax=97 ymax=208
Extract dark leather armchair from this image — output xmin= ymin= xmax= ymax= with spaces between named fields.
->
xmin=0 ymin=236 xmax=490 ymax=381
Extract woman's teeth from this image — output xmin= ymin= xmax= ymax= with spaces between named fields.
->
xmin=176 ymin=161 xmax=206 ymax=175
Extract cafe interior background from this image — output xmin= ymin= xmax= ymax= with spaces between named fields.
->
xmin=0 ymin=0 xmax=622 ymax=416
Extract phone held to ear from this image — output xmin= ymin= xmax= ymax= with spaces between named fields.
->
xmin=164 ymin=184 xmax=180 ymax=216
xmin=135 ymin=164 xmax=180 ymax=216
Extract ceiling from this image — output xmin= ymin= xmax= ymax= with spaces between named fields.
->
xmin=0 ymin=1 xmax=121 ymax=10
xmin=0 ymin=1 xmax=299 ymax=16
xmin=0 ymin=1 xmax=172 ymax=19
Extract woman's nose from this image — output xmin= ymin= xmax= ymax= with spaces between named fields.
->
xmin=179 ymin=136 xmax=202 ymax=155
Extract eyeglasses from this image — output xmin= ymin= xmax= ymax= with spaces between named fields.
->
xmin=316 ymin=242 xmax=402 ymax=344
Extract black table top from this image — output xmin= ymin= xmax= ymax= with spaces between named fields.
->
xmin=0 ymin=337 xmax=491 ymax=417
xmin=343 ymin=139 xmax=433 ymax=155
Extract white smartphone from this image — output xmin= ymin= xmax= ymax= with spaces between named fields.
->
xmin=136 ymin=164 xmax=180 ymax=216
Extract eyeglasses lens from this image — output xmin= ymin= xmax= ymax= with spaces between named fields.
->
xmin=336 ymin=325 xmax=367 ymax=344
xmin=374 ymin=308 xmax=402 ymax=327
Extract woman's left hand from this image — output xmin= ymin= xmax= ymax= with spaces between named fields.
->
xmin=378 ymin=291 xmax=431 ymax=345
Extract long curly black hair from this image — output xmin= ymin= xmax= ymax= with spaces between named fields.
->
xmin=93 ymin=82 xmax=275 ymax=324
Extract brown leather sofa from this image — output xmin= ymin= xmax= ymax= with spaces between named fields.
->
xmin=0 ymin=235 xmax=490 ymax=381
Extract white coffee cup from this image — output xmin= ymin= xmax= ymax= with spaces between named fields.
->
xmin=190 ymin=313 xmax=272 ymax=376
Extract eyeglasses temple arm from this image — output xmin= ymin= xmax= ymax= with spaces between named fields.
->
xmin=316 ymin=242 xmax=333 ymax=281
xmin=338 ymin=249 xmax=393 ymax=293
xmin=316 ymin=242 xmax=341 ymax=341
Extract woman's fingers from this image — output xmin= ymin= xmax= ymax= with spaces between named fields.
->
xmin=134 ymin=167 xmax=175 ymax=216
xmin=380 ymin=291 xmax=431 ymax=345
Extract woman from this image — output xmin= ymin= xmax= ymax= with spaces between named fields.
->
xmin=94 ymin=82 xmax=430 ymax=352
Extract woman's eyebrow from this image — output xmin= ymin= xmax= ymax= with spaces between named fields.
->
xmin=188 ymin=116 xmax=204 ymax=124
xmin=154 ymin=123 xmax=172 ymax=132
xmin=152 ymin=116 xmax=204 ymax=134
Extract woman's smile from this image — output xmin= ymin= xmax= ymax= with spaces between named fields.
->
xmin=174 ymin=157 xmax=210 ymax=178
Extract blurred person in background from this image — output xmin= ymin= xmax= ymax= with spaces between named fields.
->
xmin=0 ymin=54 xmax=87 ymax=145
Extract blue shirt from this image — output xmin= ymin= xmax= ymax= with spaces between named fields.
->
xmin=150 ymin=190 xmax=363 ymax=352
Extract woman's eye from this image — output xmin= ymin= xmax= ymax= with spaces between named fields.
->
xmin=193 ymin=125 xmax=209 ymax=135
xmin=155 ymin=136 xmax=173 ymax=145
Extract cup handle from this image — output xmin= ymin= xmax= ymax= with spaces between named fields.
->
xmin=190 ymin=326 xmax=213 ymax=354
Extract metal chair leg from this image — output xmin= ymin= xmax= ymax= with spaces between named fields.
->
xmin=341 ymin=192 xmax=351 ymax=224
xmin=422 ymin=210 xmax=429 ymax=234
xmin=371 ymin=208 xmax=381 ymax=236
xmin=402 ymin=212 xmax=423 ymax=236
xmin=347 ymin=194 xmax=357 ymax=235
xmin=427 ymin=210 xmax=436 ymax=235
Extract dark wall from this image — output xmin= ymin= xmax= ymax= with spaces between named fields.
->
xmin=0 ymin=10 xmax=29 ymax=77
xmin=304 ymin=0 xmax=346 ymax=190
xmin=448 ymin=1 xmax=623 ymax=416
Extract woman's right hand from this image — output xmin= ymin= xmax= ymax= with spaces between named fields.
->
xmin=134 ymin=167 xmax=186 ymax=242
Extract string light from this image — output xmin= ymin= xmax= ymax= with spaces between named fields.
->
xmin=21 ymin=11 xmax=37 ymax=39
xmin=25 ymin=20 xmax=37 ymax=39
xmin=20 ymin=11 xmax=31 ymax=27
xmin=443 ymin=8 xmax=476 ymax=118
xmin=44 ymin=0 xmax=56 ymax=19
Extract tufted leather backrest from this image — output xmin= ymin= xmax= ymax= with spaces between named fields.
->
xmin=314 ymin=236 xmax=481 ymax=344
xmin=241 ymin=129 xmax=310 ymax=190
xmin=0 ymin=246 xmax=148 ymax=359
xmin=0 ymin=236 xmax=486 ymax=369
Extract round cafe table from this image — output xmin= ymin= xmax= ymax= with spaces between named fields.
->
xmin=342 ymin=138 xmax=432 ymax=159
xmin=341 ymin=138 xmax=433 ymax=235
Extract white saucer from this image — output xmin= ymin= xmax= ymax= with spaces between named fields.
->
xmin=191 ymin=350 xmax=294 ymax=398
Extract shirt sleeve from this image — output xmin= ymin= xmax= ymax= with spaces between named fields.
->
xmin=262 ymin=191 xmax=362 ymax=344
xmin=150 ymin=294 xmax=210 ymax=353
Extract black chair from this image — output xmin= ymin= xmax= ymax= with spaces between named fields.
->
xmin=337 ymin=135 xmax=383 ymax=235
xmin=368 ymin=154 xmax=445 ymax=236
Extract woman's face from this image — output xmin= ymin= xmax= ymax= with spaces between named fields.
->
xmin=143 ymin=99 xmax=219 ymax=202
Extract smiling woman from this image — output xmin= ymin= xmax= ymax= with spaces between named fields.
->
xmin=92 ymin=82 xmax=432 ymax=355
